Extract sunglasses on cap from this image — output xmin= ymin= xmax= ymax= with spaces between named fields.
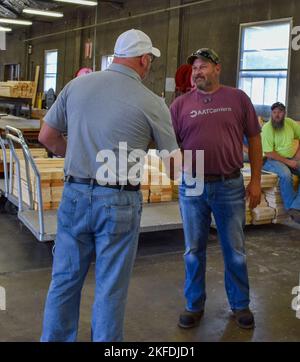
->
xmin=188 ymin=48 xmax=220 ymax=65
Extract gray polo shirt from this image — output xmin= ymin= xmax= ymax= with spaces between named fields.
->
xmin=44 ymin=63 xmax=178 ymax=182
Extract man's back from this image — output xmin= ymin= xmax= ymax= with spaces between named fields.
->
xmin=45 ymin=63 xmax=176 ymax=179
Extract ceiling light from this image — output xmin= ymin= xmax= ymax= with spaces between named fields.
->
xmin=0 ymin=18 xmax=32 ymax=25
xmin=0 ymin=26 xmax=12 ymax=32
xmin=54 ymin=0 xmax=97 ymax=5
xmin=22 ymin=8 xmax=64 ymax=18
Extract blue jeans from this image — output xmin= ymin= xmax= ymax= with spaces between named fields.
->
xmin=263 ymin=159 xmax=300 ymax=210
xmin=41 ymin=182 xmax=143 ymax=342
xmin=179 ymin=174 xmax=250 ymax=312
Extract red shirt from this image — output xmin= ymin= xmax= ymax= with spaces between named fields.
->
xmin=170 ymin=86 xmax=261 ymax=175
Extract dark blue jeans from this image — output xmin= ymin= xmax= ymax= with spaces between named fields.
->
xmin=179 ymin=174 xmax=250 ymax=312
xmin=41 ymin=182 xmax=143 ymax=342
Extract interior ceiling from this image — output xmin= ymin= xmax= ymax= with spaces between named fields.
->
xmin=0 ymin=0 xmax=125 ymax=18
xmin=0 ymin=1 xmax=58 ymax=18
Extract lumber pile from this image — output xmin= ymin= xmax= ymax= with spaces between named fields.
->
xmin=31 ymin=108 xmax=47 ymax=121
xmin=242 ymin=166 xmax=278 ymax=188
xmin=263 ymin=175 xmax=299 ymax=224
xmin=12 ymin=158 xmax=64 ymax=210
xmin=0 ymin=81 xmax=35 ymax=98
xmin=0 ymin=147 xmax=48 ymax=162
xmin=242 ymin=165 xmax=278 ymax=225
xmin=141 ymin=155 xmax=173 ymax=203
xmin=211 ymin=165 xmax=299 ymax=226
xmin=264 ymin=187 xmax=287 ymax=223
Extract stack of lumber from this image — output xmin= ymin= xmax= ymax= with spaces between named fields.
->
xmin=242 ymin=165 xmax=278 ymax=188
xmin=211 ymin=167 xmax=286 ymax=227
xmin=246 ymin=194 xmax=275 ymax=225
xmin=146 ymin=149 xmax=181 ymax=201
xmin=142 ymin=156 xmax=173 ymax=203
xmin=264 ymin=187 xmax=287 ymax=223
xmin=0 ymin=147 xmax=48 ymax=162
xmin=263 ymin=174 xmax=299 ymax=223
xmin=0 ymin=147 xmax=47 ymax=174
xmin=241 ymin=165 xmax=279 ymax=225
xmin=251 ymin=198 xmax=276 ymax=225
xmin=31 ymin=108 xmax=47 ymax=120
xmin=148 ymin=172 xmax=173 ymax=203
xmin=245 ymin=196 xmax=270 ymax=225
xmin=0 ymin=81 xmax=35 ymax=98
xmin=12 ymin=158 xmax=64 ymax=210
xmin=141 ymin=164 xmax=152 ymax=203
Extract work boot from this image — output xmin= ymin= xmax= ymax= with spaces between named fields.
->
xmin=178 ymin=309 xmax=204 ymax=329
xmin=232 ymin=308 xmax=255 ymax=329
xmin=288 ymin=208 xmax=300 ymax=223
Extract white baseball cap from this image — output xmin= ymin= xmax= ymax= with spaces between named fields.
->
xmin=114 ymin=29 xmax=161 ymax=58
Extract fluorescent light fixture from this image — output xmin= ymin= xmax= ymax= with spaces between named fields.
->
xmin=0 ymin=18 xmax=32 ymax=25
xmin=22 ymin=8 xmax=64 ymax=18
xmin=54 ymin=0 xmax=97 ymax=5
xmin=0 ymin=26 xmax=12 ymax=32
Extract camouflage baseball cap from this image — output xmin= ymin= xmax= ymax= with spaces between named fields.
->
xmin=187 ymin=48 xmax=220 ymax=65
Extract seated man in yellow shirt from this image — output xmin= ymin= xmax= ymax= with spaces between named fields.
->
xmin=262 ymin=102 xmax=300 ymax=222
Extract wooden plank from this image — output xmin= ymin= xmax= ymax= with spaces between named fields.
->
xmin=32 ymin=65 xmax=40 ymax=108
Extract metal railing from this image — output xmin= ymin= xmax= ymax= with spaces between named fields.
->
xmin=5 ymin=126 xmax=45 ymax=238
xmin=0 ymin=134 xmax=8 ymax=197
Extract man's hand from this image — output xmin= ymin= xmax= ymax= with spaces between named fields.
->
xmin=246 ymin=180 xmax=261 ymax=210
xmin=286 ymin=159 xmax=298 ymax=169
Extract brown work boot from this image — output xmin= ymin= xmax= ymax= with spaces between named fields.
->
xmin=232 ymin=308 xmax=255 ymax=329
xmin=178 ymin=309 xmax=204 ymax=329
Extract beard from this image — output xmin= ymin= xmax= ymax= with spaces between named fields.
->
xmin=271 ymin=117 xmax=285 ymax=130
xmin=195 ymin=78 xmax=212 ymax=91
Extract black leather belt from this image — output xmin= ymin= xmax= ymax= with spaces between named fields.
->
xmin=65 ymin=176 xmax=140 ymax=191
xmin=204 ymin=170 xmax=241 ymax=182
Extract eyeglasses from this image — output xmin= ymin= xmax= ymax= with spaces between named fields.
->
xmin=147 ymin=53 xmax=155 ymax=63
xmin=139 ymin=53 xmax=155 ymax=63
xmin=190 ymin=48 xmax=220 ymax=65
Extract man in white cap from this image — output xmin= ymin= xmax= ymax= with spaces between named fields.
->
xmin=39 ymin=29 xmax=179 ymax=342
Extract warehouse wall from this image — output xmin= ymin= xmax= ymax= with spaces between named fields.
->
xmin=1 ymin=0 xmax=300 ymax=118
xmin=180 ymin=0 xmax=300 ymax=119
xmin=0 ymin=30 xmax=27 ymax=81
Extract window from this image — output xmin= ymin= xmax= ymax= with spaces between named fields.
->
xmin=101 ymin=55 xmax=114 ymax=71
xmin=238 ymin=20 xmax=291 ymax=117
xmin=44 ymin=50 xmax=58 ymax=93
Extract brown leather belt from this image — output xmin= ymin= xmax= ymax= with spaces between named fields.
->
xmin=204 ymin=170 xmax=241 ymax=182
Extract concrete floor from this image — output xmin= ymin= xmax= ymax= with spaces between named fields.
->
xmin=0 ymin=209 xmax=299 ymax=342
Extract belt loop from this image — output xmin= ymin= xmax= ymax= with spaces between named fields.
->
xmin=221 ymin=175 xmax=225 ymax=182
xmin=65 ymin=175 xmax=70 ymax=183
